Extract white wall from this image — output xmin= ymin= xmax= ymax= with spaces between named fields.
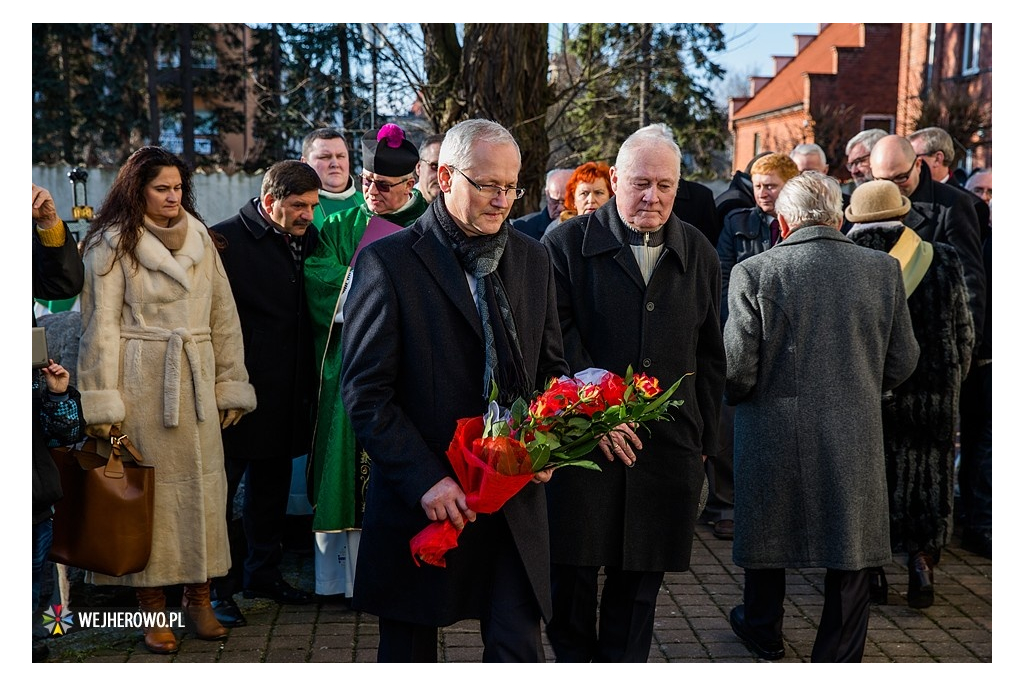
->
xmin=32 ymin=165 xmax=264 ymax=235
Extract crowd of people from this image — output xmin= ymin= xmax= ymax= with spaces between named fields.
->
xmin=31 ymin=117 xmax=991 ymax=663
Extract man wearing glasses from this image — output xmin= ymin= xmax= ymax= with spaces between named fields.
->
xmin=304 ymin=123 xmax=430 ymax=603
xmin=844 ymin=129 xmax=888 ymax=187
xmin=869 ymin=134 xmax=986 ymax=338
xmin=341 ymin=119 xmax=567 ymax=661
xmin=415 ymin=134 xmax=445 ymax=203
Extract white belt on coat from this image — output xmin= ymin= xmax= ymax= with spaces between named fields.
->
xmin=121 ymin=325 xmax=212 ymax=428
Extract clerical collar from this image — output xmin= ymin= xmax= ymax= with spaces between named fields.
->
xmin=625 ymin=225 xmax=665 ymax=247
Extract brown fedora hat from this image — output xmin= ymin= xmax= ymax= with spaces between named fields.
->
xmin=846 ymin=180 xmax=912 ymax=223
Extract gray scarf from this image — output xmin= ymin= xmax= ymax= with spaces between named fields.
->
xmin=432 ymin=197 xmax=530 ymax=404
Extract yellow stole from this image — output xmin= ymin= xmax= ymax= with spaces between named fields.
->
xmin=889 ymin=227 xmax=933 ymax=298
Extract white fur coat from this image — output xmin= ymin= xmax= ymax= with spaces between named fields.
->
xmin=77 ymin=212 xmax=256 ymax=586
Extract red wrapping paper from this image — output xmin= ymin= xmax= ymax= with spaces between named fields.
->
xmin=410 ymin=416 xmax=534 ymax=567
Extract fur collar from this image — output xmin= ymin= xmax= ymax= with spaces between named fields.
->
xmin=105 ymin=211 xmax=209 ymax=291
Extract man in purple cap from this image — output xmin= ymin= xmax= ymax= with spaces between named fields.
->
xmin=303 ymin=123 xmax=430 ymax=601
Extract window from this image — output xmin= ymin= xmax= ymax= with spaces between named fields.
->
xmin=753 ymin=132 xmax=762 ymax=157
xmin=862 ymin=116 xmax=894 ymax=134
xmin=962 ymin=23 xmax=982 ymax=75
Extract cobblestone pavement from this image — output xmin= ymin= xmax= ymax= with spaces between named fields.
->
xmin=38 ymin=520 xmax=991 ymax=665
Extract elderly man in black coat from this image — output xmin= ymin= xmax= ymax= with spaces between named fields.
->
xmin=542 ymin=124 xmax=726 ymax=662
xmin=724 ymin=172 xmax=919 ymax=662
xmin=870 ymin=135 xmax=986 ymax=338
xmin=209 ymin=161 xmax=322 ymax=622
xmin=341 ymin=119 xmax=568 ymax=662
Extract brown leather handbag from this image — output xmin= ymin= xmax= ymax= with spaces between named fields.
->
xmin=48 ymin=429 xmax=155 ymax=577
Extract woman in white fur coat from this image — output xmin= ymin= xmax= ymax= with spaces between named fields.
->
xmin=77 ymin=147 xmax=256 ymax=654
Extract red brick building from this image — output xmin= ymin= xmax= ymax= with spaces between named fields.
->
xmin=728 ymin=23 xmax=902 ymax=179
xmin=896 ymin=23 xmax=992 ymax=169
xmin=727 ymin=23 xmax=992 ymax=178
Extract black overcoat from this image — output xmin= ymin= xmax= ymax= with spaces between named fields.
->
xmin=212 ymin=199 xmax=319 ymax=461
xmin=341 ymin=206 xmax=567 ymax=626
xmin=541 ymin=199 xmax=726 ymax=572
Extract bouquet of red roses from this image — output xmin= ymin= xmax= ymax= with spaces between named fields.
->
xmin=410 ymin=366 xmax=686 ymax=567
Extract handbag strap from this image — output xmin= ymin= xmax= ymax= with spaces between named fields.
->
xmin=103 ymin=429 xmax=145 ymax=479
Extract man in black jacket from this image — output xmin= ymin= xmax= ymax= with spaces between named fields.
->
xmin=870 ymin=135 xmax=986 ymax=336
xmin=210 ymin=161 xmax=322 ymax=624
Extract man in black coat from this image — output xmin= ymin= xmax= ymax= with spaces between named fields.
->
xmin=512 ymin=168 xmax=573 ymax=240
xmin=210 ymin=161 xmax=322 ymax=622
xmin=542 ymin=124 xmax=726 ymax=662
xmin=341 ymin=119 xmax=568 ymax=662
xmin=672 ymin=179 xmax=719 ymax=247
xmin=870 ymin=135 xmax=986 ymax=339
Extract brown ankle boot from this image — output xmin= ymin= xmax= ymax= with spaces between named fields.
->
xmin=183 ymin=580 xmax=229 ymax=639
xmin=135 ymin=587 xmax=178 ymax=654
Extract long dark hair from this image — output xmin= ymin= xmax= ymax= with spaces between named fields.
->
xmin=82 ymin=147 xmax=204 ymax=268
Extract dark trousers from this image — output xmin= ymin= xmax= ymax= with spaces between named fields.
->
xmin=212 ymin=456 xmax=294 ymax=597
xmin=959 ymin=363 xmax=992 ymax=533
xmin=743 ymin=567 xmax=871 ymax=663
xmin=547 ymin=564 xmax=664 ymax=662
xmin=378 ymin=520 xmax=543 ymax=663
xmin=704 ymin=401 xmax=735 ymax=521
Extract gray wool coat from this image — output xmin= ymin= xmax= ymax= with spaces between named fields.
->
xmin=723 ymin=225 xmax=919 ymax=570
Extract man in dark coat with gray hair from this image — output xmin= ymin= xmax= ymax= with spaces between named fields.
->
xmin=724 ymin=171 xmax=919 ymax=662
xmin=542 ymin=123 xmax=725 ymax=662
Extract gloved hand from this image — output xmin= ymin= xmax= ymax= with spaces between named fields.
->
xmin=220 ymin=408 xmax=245 ymax=428
xmin=85 ymin=423 xmax=113 ymax=439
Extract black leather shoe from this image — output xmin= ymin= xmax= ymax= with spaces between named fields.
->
xmin=907 ymin=551 xmax=934 ymax=609
xmin=712 ymin=519 xmax=735 ymax=540
xmin=729 ymin=605 xmax=784 ymax=660
xmin=211 ymin=597 xmax=247 ymax=627
xmin=242 ymin=579 xmax=312 ymax=604
xmin=961 ymin=529 xmax=992 ymax=559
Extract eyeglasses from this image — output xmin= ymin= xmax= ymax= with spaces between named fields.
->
xmin=845 ymin=154 xmax=870 ymax=171
xmin=419 ymin=160 xmax=439 ymax=171
xmin=361 ymin=175 xmax=411 ymax=193
xmin=875 ymin=161 xmax=917 ymax=185
xmin=451 ymin=167 xmax=525 ymax=200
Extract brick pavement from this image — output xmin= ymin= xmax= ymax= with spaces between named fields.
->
xmin=40 ymin=523 xmax=991 ymax=663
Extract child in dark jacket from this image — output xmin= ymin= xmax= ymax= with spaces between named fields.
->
xmin=33 ymin=359 xmax=85 ymax=661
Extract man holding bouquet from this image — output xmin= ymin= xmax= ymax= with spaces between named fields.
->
xmin=541 ymin=124 xmax=726 ymax=662
xmin=340 ymin=119 xmax=568 ymax=662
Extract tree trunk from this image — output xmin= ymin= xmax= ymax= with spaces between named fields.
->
xmin=638 ymin=23 xmax=652 ymax=129
xmin=461 ymin=23 xmax=550 ymax=218
xmin=179 ymin=24 xmax=195 ymax=168
xmin=338 ymin=23 xmax=355 ymax=151
xmin=421 ymin=23 xmax=464 ymax=132
xmin=144 ymin=24 xmax=161 ymax=145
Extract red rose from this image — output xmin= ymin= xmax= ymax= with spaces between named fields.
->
xmin=632 ymin=373 xmax=662 ymax=399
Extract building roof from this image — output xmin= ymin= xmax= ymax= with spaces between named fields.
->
xmin=732 ymin=24 xmax=865 ymax=121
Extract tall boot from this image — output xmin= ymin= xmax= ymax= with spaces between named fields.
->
xmin=135 ymin=587 xmax=178 ymax=654
xmin=183 ymin=580 xmax=229 ymax=640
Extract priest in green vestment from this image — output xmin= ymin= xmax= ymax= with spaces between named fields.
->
xmin=304 ymin=123 xmax=429 ymax=597
xmin=301 ymin=127 xmax=366 ymax=227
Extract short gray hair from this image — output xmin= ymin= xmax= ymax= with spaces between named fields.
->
xmin=615 ymin=123 xmax=682 ymax=173
xmin=438 ymin=119 xmax=520 ymax=170
xmin=791 ymin=143 xmax=827 ymax=168
xmin=845 ymin=129 xmax=888 ymax=156
xmin=775 ymin=171 xmax=843 ymax=231
xmin=908 ymin=127 xmax=954 ymax=165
